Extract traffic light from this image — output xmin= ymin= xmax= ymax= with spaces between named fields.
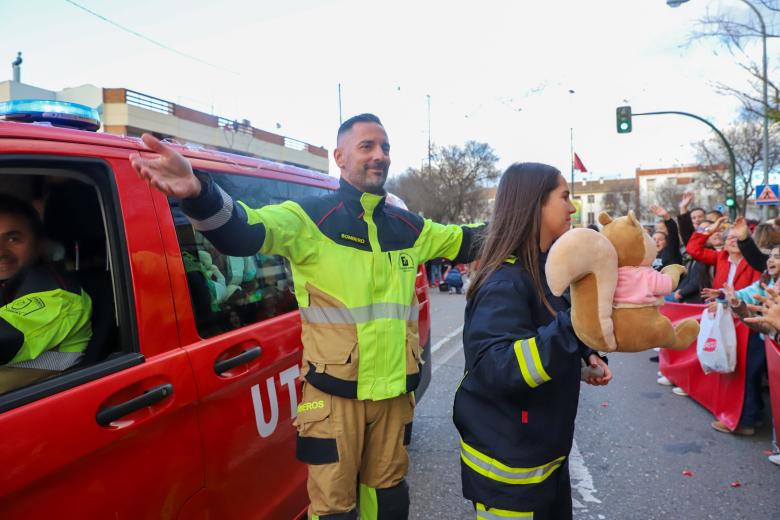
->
xmin=725 ymin=193 xmax=737 ymax=219
xmin=616 ymin=106 xmax=632 ymax=134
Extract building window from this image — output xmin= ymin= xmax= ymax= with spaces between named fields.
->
xmin=646 ymin=179 xmax=656 ymax=194
xmin=587 ymin=194 xmax=595 ymax=203
xmin=587 ymin=212 xmax=595 ymax=226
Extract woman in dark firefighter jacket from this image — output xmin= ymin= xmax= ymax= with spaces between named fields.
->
xmin=453 ymin=163 xmax=612 ymax=520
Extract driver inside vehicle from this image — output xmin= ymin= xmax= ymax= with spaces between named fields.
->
xmin=0 ymin=194 xmax=92 ymax=394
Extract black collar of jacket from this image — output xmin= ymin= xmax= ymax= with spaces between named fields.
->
xmin=0 ymin=267 xmax=28 ymax=303
xmin=338 ymin=177 xmax=387 ymax=212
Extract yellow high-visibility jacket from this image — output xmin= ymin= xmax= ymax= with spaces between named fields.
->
xmin=1 ymin=265 xmax=91 ymax=370
xmin=183 ymin=176 xmax=483 ymax=401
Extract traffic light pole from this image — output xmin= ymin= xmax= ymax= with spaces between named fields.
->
xmin=633 ymin=110 xmax=739 ymax=220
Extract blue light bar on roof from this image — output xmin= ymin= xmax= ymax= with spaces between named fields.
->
xmin=0 ymin=99 xmax=101 ymax=131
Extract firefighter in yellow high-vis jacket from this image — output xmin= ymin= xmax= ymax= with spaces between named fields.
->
xmin=0 ymin=194 xmax=91 ymax=394
xmin=131 ymin=113 xmax=484 ymax=520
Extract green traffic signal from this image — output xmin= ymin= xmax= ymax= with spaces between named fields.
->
xmin=616 ymin=106 xmax=632 ymax=134
xmin=725 ymin=197 xmax=736 ymax=207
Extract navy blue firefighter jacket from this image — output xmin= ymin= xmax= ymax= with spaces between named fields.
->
xmin=453 ymin=252 xmax=598 ymax=512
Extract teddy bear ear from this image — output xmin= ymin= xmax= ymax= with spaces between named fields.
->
xmin=598 ymin=212 xmax=613 ymax=226
xmin=627 ymin=210 xmax=640 ymax=227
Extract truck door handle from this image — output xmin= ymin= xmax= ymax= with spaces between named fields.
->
xmin=214 ymin=346 xmax=262 ymax=375
xmin=96 ymin=384 xmax=173 ymax=426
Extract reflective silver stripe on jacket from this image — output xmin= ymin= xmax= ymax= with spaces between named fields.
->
xmin=10 ymin=351 xmax=83 ymax=371
xmin=188 ymin=183 xmax=235 ymax=231
xmin=300 ymin=302 xmax=419 ymax=324
xmin=518 ymin=339 xmax=547 ymax=386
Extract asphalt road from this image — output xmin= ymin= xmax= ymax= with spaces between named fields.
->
xmin=407 ymin=289 xmax=780 ymax=520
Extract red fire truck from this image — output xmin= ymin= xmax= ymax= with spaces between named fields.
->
xmin=0 ymin=100 xmax=431 ymax=519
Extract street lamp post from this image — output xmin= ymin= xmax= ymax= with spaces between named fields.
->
xmin=667 ymin=0 xmax=771 ymax=218
xmin=739 ymin=0 xmax=771 ymax=219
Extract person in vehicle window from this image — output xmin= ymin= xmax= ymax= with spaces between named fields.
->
xmin=453 ymin=163 xmax=611 ymax=519
xmin=130 ymin=113 xmax=484 ymax=520
xmin=0 ymin=194 xmax=92 ymax=394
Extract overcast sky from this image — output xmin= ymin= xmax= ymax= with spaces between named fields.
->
xmin=3 ymin=0 xmax=778 ymax=181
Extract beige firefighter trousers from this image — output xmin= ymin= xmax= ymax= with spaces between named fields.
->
xmin=294 ymin=382 xmax=415 ymax=518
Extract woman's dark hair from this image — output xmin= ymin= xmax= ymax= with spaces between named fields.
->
xmin=467 ymin=162 xmax=562 ymax=314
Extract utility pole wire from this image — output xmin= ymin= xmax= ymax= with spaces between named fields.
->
xmin=63 ymin=0 xmax=240 ymax=76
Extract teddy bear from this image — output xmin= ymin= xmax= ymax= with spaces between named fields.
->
xmin=545 ymin=210 xmax=699 ymax=353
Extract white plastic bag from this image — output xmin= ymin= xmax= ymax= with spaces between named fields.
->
xmin=696 ymin=303 xmax=737 ymax=374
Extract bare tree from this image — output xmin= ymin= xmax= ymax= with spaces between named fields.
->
xmin=642 ymin=179 xmax=688 ymax=223
xmin=601 ymin=191 xmax=637 ymax=218
xmin=385 ymin=167 xmax=431 ymax=216
xmin=692 ymin=2 xmax=780 ymax=120
xmin=386 ymin=141 xmax=500 ymax=223
xmin=694 ymin=111 xmax=780 ymax=215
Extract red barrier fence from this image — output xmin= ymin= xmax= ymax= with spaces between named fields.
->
xmin=765 ymin=336 xmax=780 ymax=440
xmin=659 ymin=303 xmax=749 ymax=431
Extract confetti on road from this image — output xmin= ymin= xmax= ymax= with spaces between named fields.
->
xmin=682 ymin=470 xmax=694 ymax=477
xmin=730 ymin=481 xmax=741 ymax=488
xmin=600 ymin=402 xmax=609 ymax=408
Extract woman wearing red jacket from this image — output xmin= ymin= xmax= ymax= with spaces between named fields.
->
xmin=686 ymin=217 xmax=761 ymax=291
xmin=686 ymin=216 xmax=764 ymax=436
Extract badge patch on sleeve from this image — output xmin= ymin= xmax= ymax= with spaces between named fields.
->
xmin=7 ymin=296 xmax=45 ymax=316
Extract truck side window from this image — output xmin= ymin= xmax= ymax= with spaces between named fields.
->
xmin=0 ymin=174 xmax=120 ymax=396
xmin=170 ymin=172 xmax=329 ymax=338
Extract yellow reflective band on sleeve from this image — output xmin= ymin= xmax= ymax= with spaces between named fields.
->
xmin=476 ymin=503 xmax=533 ymax=519
xmin=460 ymin=438 xmax=565 ymax=485
xmin=513 ymin=338 xmax=551 ymax=388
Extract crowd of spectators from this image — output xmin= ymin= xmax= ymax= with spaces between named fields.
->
xmin=601 ymin=192 xmax=779 ymax=467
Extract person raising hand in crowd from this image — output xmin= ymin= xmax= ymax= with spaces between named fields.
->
xmin=649 ymin=204 xmax=682 ymax=271
xmin=689 ymin=215 xmax=763 ymax=435
xmin=731 ymin=216 xmax=780 ymax=274
xmin=677 ymin=192 xmax=706 ymax=245
xmin=690 ymin=216 xmax=759 ymax=292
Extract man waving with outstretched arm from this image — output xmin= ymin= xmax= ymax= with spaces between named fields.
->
xmin=130 ymin=113 xmax=483 ymax=520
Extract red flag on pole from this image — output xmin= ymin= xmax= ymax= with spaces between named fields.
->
xmin=573 ymin=152 xmax=587 ymax=173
